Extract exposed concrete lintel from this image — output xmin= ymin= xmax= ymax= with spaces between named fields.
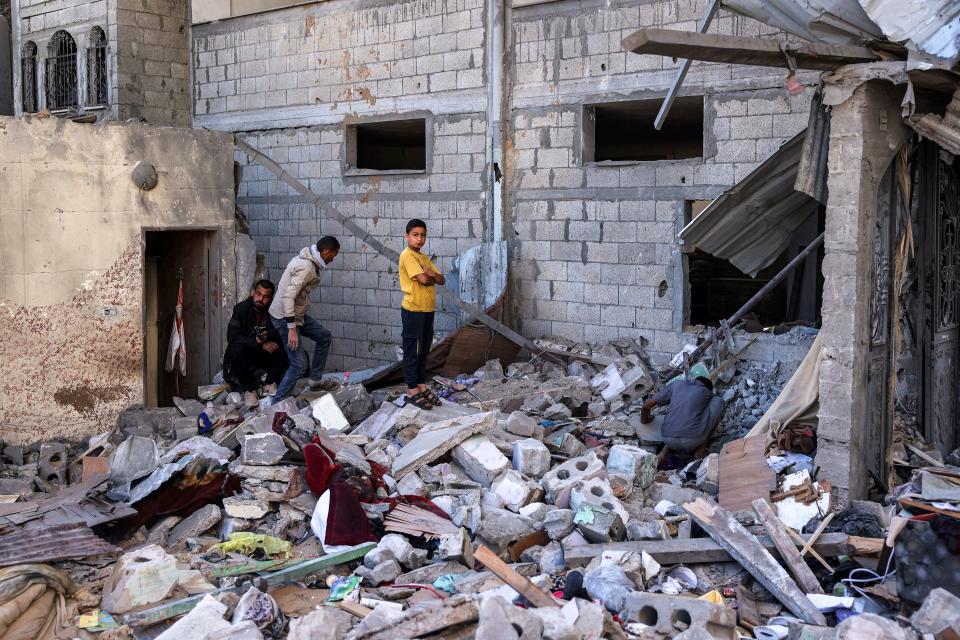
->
xmin=195 ymin=89 xmax=487 ymax=132
xmin=237 ymin=190 xmax=486 ymax=205
xmin=513 ymin=185 xmax=728 ymax=201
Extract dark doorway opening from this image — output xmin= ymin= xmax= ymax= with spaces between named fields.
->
xmin=144 ymin=230 xmax=217 ymax=407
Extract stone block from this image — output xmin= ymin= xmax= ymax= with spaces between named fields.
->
xmin=240 ymin=433 xmax=287 ymax=466
xmin=396 ymin=471 xmax=428 ymax=497
xmin=541 ymin=452 xmax=606 ymax=504
xmin=363 ymin=546 xmax=396 ymax=569
xmin=332 ymin=384 xmax=376 ymax=425
xmin=491 ymin=470 xmax=541 ymax=512
xmin=168 ymin=504 xmax=222 ymax=545
xmin=696 ymin=453 xmax=720 ymax=495
xmin=835 ymin=613 xmax=914 ymax=640
xmin=452 ymin=435 xmax=510 ymax=487
xmin=438 ymin=527 xmax=474 ymax=568
xmin=355 ymin=558 xmax=401 ymax=586
xmin=476 ymin=594 xmax=545 ymax=640
xmin=477 ymin=506 xmax=538 ymax=548
xmin=154 ymin=594 xmax=229 ymax=640
xmin=223 ymin=496 xmax=270 ymax=519
xmin=607 ymin=444 xmax=657 ymax=489
xmin=519 ymin=502 xmax=550 ymax=521
xmin=543 ymin=508 xmax=576 ymax=540
xmin=911 ymin=587 xmax=960 ymax=634
xmin=569 ymin=477 xmax=629 ymax=526
xmin=512 ymin=438 xmax=551 ymax=478
xmin=574 ymin=504 xmax=625 ymax=543
xmin=622 ymin=592 xmax=736 ymax=639
xmin=377 ymin=533 xmax=427 ymax=570
xmin=627 ymin=519 xmax=671 ymax=541
xmin=505 ymin=411 xmax=537 ymax=437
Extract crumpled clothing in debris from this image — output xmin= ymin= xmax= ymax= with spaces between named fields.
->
xmin=0 ymin=564 xmax=74 ymax=640
xmin=303 ymin=440 xmax=449 ymax=546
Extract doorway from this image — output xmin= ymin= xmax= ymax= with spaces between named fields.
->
xmin=143 ymin=230 xmax=219 ymax=407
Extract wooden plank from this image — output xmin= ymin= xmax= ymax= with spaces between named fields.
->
xmin=753 ymin=499 xmax=824 ymax=594
xmin=785 ymin=526 xmax=833 ymax=572
xmin=340 ymin=601 xmax=373 ymax=618
xmin=124 ymin=543 xmax=374 ymax=627
xmin=719 ymin=436 xmax=774 ymax=513
xmin=684 ymin=497 xmax=827 ymax=625
xmin=622 ymin=28 xmax=881 ymax=71
xmin=798 ymin=512 xmax=835 ymax=558
xmin=474 ymin=545 xmax=560 ymax=608
xmin=905 ymin=444 xmax=946 ymax=467
xmin=354 ymin=595 xmax=478 ymax=640
xmin=899 ymin=497 xmax=960 ymax=520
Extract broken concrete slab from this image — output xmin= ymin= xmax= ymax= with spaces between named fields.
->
xmin=477 ymin=506 xmax=539 ymax=548
xmin=543 ymin=509 xmax=576 ymax=540
xmin=155 ymin=594 xmax=229 ymax=640
xmin=311 ymin=393 xmax=350 ymax=431
xmin=168 ymin=504 xmax=222 ymax=546
xmin=287 ymin=607 xmax=347 ymax=640
xmin=504 ymin=411 xmax=538 ymax=437
xmin=240 ymin=433 xmax=287 ymax=466
xmin=101 ymin=544 xmax=181 ymax=614
xmin=475 ymin=594 xmax=545 ymax=640
xmin=352 ymin=402 xmax=401 ymax=441
xmin=331 ymin=384 xmax=376 ymax=425
xmin=223 ymin=496 xmax=270 ymax=519
xmin=622 ymin=591 xmax=737 ymax=639
xmin=391 ymin=411 xmax=498 ymax=479
xmin=453 ymin=435 xmax=510 ymax=487
xmin=512 ymin=438 xmax=551 ymax=478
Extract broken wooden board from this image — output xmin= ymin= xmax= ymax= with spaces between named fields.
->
xmin=684 ymin=497 xmax=827 ymax=625
xmin=474 ymin=545 xmax=560 ymax=608
xmin=561 ymin=532 xmax=864 ymax=567
xmin=753 ymin=498 xmax=824 ymax=594
xmin=82 ymin=456 xmax=111 ymax=482
xmin=899 ymin=497 xmax=960 ymax=520
xmin=622 ymin=28 xmax=881 ymax=70
xmin=719 ymin=436 xmax=774 ymax=512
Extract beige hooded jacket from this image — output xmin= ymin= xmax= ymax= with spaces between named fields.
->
xmin=268 ymin=246 xmax=326 ymax=328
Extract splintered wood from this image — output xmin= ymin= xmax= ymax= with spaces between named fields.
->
xmin=718 ymin=436 xmax=774 ymax=512
xmin=753 ymin=498 xmax=825 ymax=594
xmin=384 ymin=504 xmax=460 ymax=539
xmin=474 ymin=545 xmax=560 ymax=608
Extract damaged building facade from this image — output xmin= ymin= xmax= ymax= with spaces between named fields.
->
xmin=190 ymin=0 xmax=819 ymax=371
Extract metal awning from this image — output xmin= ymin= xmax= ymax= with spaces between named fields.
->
xmin=679 ymin=130 xmax=824 ymax=277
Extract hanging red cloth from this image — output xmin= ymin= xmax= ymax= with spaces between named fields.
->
xmin=164 ymin=280 xmax=186 ymax=390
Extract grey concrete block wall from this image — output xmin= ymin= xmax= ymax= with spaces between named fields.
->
xmin=192 ymin=0 xmax=819 ymax=371
xmin=115 ymin=0 xmax=191 ymax=126
xmin=507 ymin=1 xmax=815 ymax=363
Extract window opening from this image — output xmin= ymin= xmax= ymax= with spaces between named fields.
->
xmin=87 ymin=27 xmax=107 ymax=106
xmin=46 ymin=31 xmax=78 ymax=110
xmin=583 ymin=96 xmax=704 ymax=162
xmin=346 ymin=118 xmax=427 ymax=172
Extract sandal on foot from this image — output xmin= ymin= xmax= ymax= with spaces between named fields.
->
xmin=423 ymin=388 xmax=443 ymax=406
xmin=404 ymin=392 xmax=433 ymax=410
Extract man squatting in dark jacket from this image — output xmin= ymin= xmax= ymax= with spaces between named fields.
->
xmin=223 ymin=279 xmax=288 ymax=407
xmin=640 ymin=376 xmax=724 ymax=464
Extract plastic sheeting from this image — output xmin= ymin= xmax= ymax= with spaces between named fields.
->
xmin=860 ymin=0 xmax=960 ymax=62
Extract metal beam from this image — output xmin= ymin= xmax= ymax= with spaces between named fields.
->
xmin=653 ymin=0 xmax=721 ymax=130
xmin=234 ymin=138 xmax=552 ymax=361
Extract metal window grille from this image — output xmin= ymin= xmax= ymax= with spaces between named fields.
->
xmin=87 ymin=43 xmax=107 ymax=105
xmin=21 ymin=44 xmax=37 ymax=113
xmin=45 ymin=31 xmax=78 ymax=110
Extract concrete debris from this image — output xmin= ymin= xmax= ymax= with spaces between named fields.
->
xmin=1 ymin=334 xmax=944 ymax=640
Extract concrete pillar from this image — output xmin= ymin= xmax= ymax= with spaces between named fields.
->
xmin=815 ymin=81 xmax=910 ymax=503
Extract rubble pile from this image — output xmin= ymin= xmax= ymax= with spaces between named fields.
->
xmin=0 ymin=335 xmax=957 ymax=640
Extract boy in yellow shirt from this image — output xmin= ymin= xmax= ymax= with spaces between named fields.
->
xmin=398 ymin=219 xmax=445 ymax=409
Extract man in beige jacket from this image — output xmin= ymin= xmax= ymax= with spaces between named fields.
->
xmin=268 ymin=236 xmax=340 ymax=403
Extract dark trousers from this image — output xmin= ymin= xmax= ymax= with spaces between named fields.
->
xmin=401 ymin=309 xmax=434 ymax=390
xmin=223 ymin=340 xmax=288 ymax=392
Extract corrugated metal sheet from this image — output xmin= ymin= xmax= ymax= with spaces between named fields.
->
xmin=860 ymin=0 xmax=960 ymax=62
xmin=679 ymin=132 xmax=821 ymax=277
xmin=0 ymin=522 xmax=120 ymax=567
xmin=721 ymin=0 xmax=883 ymax=45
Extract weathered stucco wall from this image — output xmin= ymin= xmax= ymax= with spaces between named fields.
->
xmin=0 ymin=116 xmax=236 ymax=444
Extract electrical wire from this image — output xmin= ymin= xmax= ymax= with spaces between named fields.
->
xmin=838 ymin=547 xmax=897 ymax=610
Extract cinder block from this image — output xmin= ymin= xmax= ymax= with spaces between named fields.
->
xmin=622 ymin=592 xmax=736 ymax=639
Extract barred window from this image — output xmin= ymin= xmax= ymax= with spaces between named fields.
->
xmin=87 ymin=27 xmax=107 ymax=106
xmin=45 ymin=30 xmax=78 ymax=110
xmin=21 ymin=41 xmax=38 ymax=113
